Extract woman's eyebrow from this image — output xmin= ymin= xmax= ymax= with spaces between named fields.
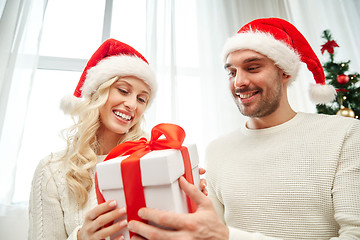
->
xmin=141 ymin=90 xmax=150 ymax=95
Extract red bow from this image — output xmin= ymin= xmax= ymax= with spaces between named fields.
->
xmin=321 ymin=40 xmax=339 ymax=54
xmin=95 ymin=123 xmax=196 ymax=237
xmin=336 ymin=89 xmax=349 ymax=92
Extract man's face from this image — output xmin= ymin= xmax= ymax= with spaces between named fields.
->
xmin=224 ymin=49 xmax=287 ymax=118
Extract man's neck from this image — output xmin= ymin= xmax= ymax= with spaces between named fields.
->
xmin=246 ymin=105 xmax=296 ymax=130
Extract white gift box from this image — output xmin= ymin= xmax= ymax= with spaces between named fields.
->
xmin=96 ymin=144 xmax=200 ymax=240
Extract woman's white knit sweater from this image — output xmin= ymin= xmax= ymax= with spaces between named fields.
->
xmin=28 ymin=152 xmax=105 ymax=240
xmin=206 ymin=112 xmax=360 ymax=240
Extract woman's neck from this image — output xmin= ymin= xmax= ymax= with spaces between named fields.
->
xmin=96 ymin=128 xmax=124 ymax=155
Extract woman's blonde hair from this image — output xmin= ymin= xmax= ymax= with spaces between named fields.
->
xmin=61 ymin=76 xmax=148 ymax=207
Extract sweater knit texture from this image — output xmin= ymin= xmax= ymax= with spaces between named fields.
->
xmin=28 ymin=151 xmax=106 ymax=240
xmin=206 ymin=112 xmax=360 ymax=240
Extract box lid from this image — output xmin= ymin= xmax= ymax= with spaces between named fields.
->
xmin=97 ymin=144 xmax=199 ymax=190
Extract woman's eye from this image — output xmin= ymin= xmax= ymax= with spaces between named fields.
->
xmin=137 ymin=97 xmax=147 ymax=104
xmin=118 ymin=88 xmax=128 ymax=94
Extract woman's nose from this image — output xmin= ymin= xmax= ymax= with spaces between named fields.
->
xmin=124 ymin=96 xmax=137 ymax=111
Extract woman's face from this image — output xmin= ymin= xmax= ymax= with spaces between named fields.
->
xmin=99 ymin=76 xmax=151 ymax=138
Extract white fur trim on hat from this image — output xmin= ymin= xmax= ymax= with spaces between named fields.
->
xmin=60 ymin=94 xmax=82 ymax=114
xmin=309 ymin=83 xmax=336 ymax=104
xmin=82 ymin=55 xmax=156 ymax=97
xmin=222 ymin=31 xmax=301 ymax=83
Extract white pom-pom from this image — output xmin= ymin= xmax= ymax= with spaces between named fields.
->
xmin=60 ymin=94 xmax=81 ymax=114
xmin=309 ymin=84 xmax=337 ymax=104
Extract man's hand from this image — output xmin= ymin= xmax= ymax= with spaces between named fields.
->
xmin=128 ymin=176 xmax=229 ymax=240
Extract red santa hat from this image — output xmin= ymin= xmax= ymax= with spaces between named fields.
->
xmin=222 ymin=18 xmax=336 ymax=104
xmin=60 ymin=38 xmax=156 ymax=113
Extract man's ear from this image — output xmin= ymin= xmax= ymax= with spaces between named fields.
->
xmin=281 ymin=71 xmax=291 ymax=84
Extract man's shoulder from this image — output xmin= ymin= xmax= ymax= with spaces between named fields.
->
xmin=207 ymin=128 xmax=243 ymax=148
xmin=301 ymin=112 xmax=359 ymax=128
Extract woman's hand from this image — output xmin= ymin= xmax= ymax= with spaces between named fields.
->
xmin=78 ymin=200 xmax=127 ymax=240
xmin=78 ymin=168 xmax=207 ymax=239
xmin=199 ymin=167 xmax=208 ymax=196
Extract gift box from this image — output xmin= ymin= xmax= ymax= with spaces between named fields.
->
xmin=95 ymin=124 xmax=200 ymax=240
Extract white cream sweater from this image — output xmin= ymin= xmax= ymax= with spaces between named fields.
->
xmin=28 ymin=152 xmax=105 ymax=240
xmin=206 ymin=112 xmax=360 ymax=240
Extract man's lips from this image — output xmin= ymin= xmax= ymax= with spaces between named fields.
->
xmin=236 ymin=91 xmax=258 ymax=99
xmin=235 ymin=89 xmax=259 ymax=103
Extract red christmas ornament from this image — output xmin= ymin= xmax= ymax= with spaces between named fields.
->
xmin=336 ymin=74 xmax=349 ymax=84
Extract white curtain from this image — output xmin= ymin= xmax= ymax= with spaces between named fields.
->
xmin=144 ymin=0 xmax=212 ymax=154
xmin=0 ymin=0 xmax=47 ymax=238
xmin=0 ymin=0 xmax=47 ymax=204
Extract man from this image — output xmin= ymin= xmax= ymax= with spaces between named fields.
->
xmin=128 ymin=18 xmax=360 ymax=239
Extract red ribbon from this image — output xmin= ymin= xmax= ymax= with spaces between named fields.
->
xmin=94 ymin=123 xmax=196 ymax=237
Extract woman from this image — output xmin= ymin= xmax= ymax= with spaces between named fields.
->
xmin=29 ymin=39 xmax=207 ymax=240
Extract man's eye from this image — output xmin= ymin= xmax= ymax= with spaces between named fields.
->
xmin=248 ymin=66 xmax=260 ymax=71
xmin=227 ymin=71 xmax=236 ymax=77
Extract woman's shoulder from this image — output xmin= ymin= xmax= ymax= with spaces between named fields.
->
xmin=30 ymin=150 xmax=73 ymax=216
xmin=33 ymin=149 xmax=70 ymax=182
xmin=38 ymin=149 xmax=68 ymax=166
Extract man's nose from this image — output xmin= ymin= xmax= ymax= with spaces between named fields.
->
xmin=233 ymin=71 xmax=249 ymax=88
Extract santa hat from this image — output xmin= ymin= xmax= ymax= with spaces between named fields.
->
xmin=60 ymin=38 xmax=156 ymax=113
xmin=222 ymin=18 xmax=336 ymax=104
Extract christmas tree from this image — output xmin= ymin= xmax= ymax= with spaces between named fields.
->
xmin=316 ymin=30 xmax=360 ymax=119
